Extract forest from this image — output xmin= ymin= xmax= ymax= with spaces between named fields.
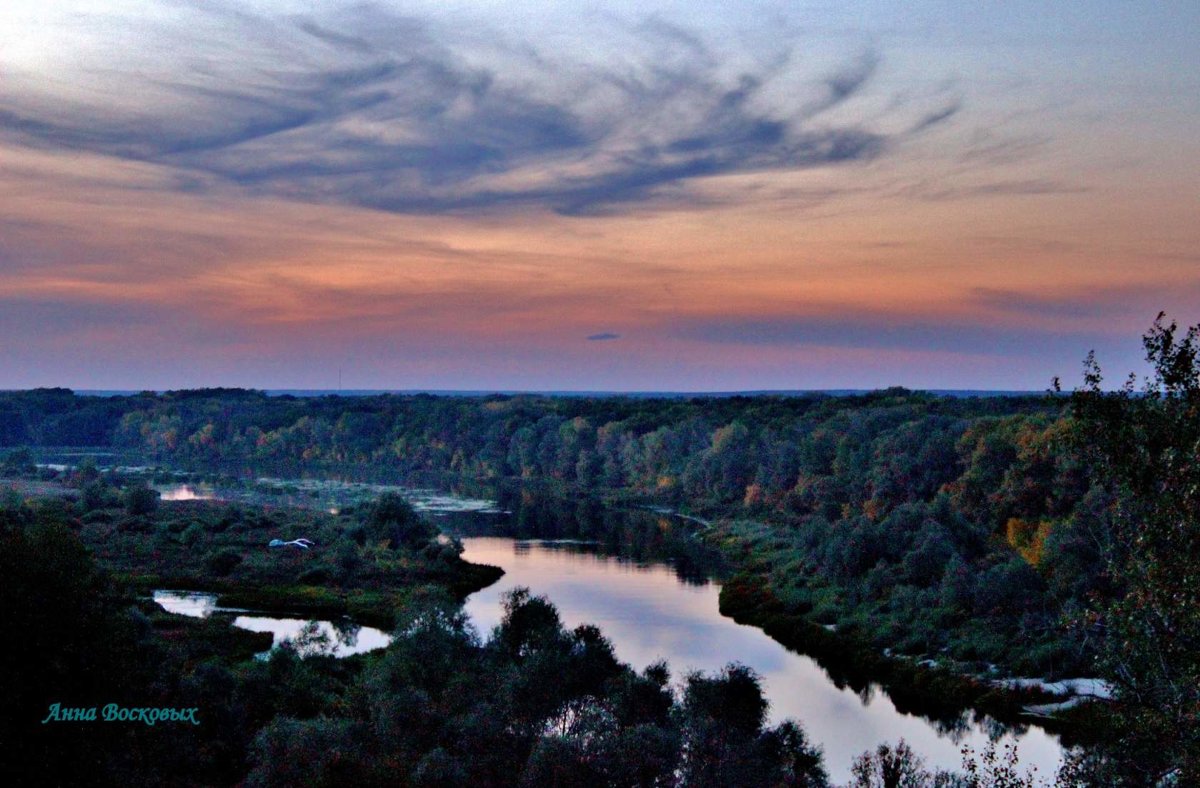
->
xmin=0 ymin=384 xmax=1104 ymax=678
xmin=2 ymin=315 xmax=1198 ymax=784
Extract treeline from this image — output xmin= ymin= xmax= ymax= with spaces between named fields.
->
xmin=0 ymin=388 xmax=1106 ymax=674
xmin=1 ymin=388 xmax=1059 ymax=501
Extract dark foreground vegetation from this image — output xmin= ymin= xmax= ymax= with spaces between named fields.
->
xmin=1 ymin=313 xmax=1197 ymax=784
xmin=1 ymin=490 xmax=834 ymax=786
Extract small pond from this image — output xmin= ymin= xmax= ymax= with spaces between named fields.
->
xmin=153 ymin=590 xmax=391 ymax=658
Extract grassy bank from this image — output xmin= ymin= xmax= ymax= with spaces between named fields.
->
xmin=21 ymin=477 xmax=507 ymax=631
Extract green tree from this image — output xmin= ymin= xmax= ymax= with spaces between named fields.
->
xmin=678 ymin=663 xmax=828 ymax=787
xmin=1065 ymin=313 xmax=1200 ymax=783
xmin=849 ymin=740 xmax=932 ymax=788
xmin=245 ymin=716 xmax=370 ymax=788
xmin=0 ymin=447 xmax=36 ymax=475
xmin=363 ymin=492 xmax=433 ymax=550
xmin=123 ymin=483 xmax=160 ymax=516
xmin=0 ymin=509 xmax=147 ymax=786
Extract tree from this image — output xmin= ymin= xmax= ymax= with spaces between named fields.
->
xmin=246 ymin=716 xmax=370 ymax=788
xmin=678 ymin=663 xmax=828 ymax=787
xmin=0 ymin=447 xmax=35 ymax=475
xmin=0 ymin=509 xmax=148 ymax=786
xmin=1065 ymin=313 xmax=1200 ymax=783
xmin=363 ymin=492 xmax=433 ymax=550
xmin=123 ymin=483 xmax=160 ymax=516
xmin=849 ymin=740 xmax=939 ymax=788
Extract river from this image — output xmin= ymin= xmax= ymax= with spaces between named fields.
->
xmin=459 ymin=536 xmax=1062 ymax=783
xmin=144 ymin=474 xmax=1063 ymax=782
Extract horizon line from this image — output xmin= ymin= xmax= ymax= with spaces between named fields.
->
xmin=3 ymin=387 xmax=1054 ymax=400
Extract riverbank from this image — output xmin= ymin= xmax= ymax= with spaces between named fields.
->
xmin=717 ymin=571 xmax=1107 ymax=738
xmin=4 ymin=458 xmax=1106 ymax=736
xmin=459 ymin=534 xmax=1070 ymax=780
xmin=3 ymin=490 xmax=838 ymax=786
xmin=4 ymin=473 xmax=506 ymax=633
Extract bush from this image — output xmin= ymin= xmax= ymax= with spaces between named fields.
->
xmin=79 ymin=480 xmax=117 ymax=513
xmin=364 ymin=492 xmax=434 ymax=550
xmin=298 ymin=567 xmax=331 ymax=585
xmin=205 ymin=548 xmax=243 ymax=576
xmin=180 ymin=522 xmax=205 ymax=547
xmin=123 ymin=484 xmax=160 ymax=516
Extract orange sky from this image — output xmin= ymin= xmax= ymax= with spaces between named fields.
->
xmin=2 ymin=2 xmax=1198 ymax=390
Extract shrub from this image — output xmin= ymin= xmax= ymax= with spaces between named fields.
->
xmin=205 ymin=548 xmax=243 ymax=576
xmin=180 ymin=522 xmax=205 ymax=547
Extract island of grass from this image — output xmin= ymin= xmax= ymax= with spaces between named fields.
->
xmin=71 ymin=478 xmax=505 ymax=629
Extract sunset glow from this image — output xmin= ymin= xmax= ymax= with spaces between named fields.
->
xmin=2 ymin=1 xmax=1197 ymax=389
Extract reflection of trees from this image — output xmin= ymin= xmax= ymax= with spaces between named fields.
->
xmin=447 ymin=483 xmax=729 ymax=586
xmin=801 ymin=646 xmax=1024 ymax=742
xmin=930 ymin=711 xmax=970 ymax=741
xmin=331 ymin=617 xmax=361 ymax=649
xmin=284 ymin=620 xmax=335 ymax=658
xmin=981 ymin=714 xmax=1026 ymax=740
xmin=184 ymin=471 xmax=731 ymax=586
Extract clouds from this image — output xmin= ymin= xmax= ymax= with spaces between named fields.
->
xmin=0 ymin=3 xmax=955 ymax=217
xmin=670 ymin=314 xmax=1106 ymax=359
xmin=0 ymin=1 xmax=1195 ymax=391
xmin=972 ymin=284 xmax=1200 ymax=324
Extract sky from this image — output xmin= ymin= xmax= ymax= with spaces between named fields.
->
xmin=1 ymin=1 xmax=1197 ymax=391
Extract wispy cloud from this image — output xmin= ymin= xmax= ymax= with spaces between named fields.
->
xmin=972 ymin=283 xmax=1200 ymax=322
xmin=671 ymin=314 xmax=1108 ymax=358
xmin=586 ymin=332 xmax=621 ymax=341
xmin=0 ymin=4 xmax=957 ymax=217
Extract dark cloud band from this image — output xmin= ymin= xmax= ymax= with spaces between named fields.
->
xmin=0 ymin=5 xmax=956 ymax=217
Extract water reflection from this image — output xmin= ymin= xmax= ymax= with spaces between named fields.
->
xmin=155 ymin=483 xmax=216 ymax=501
xmin=446 ymin=487 xmax=728 ymax=587
xmin=145 ymin=472 xmax=1063 ymax=782
xmin=461 ymin=537 xmax=1063 ymax=783
xmin=230 ymin=615 xmax=390 ymax=658
xmin=150 ymin=477 xmax=506 ymax=516
xmin=153 ymin=590 xmax=390 ymax=658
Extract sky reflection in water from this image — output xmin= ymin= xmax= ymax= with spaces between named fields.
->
xmin=461 ymin=537 xmax=1063 ymax=782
